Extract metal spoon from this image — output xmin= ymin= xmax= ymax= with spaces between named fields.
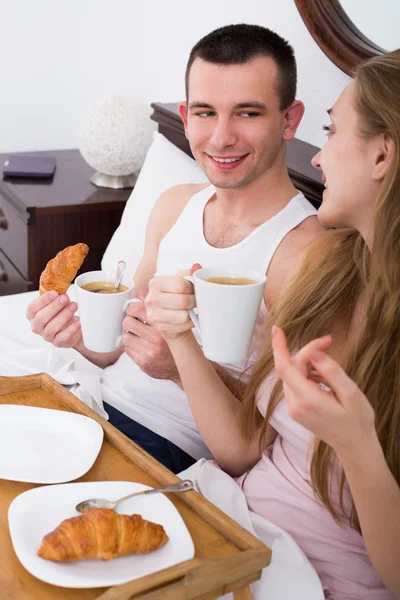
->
xmin=75 ymin=479 xmax=194 ymax=513
xmin=112 ymin=260 xmax=126 ymax=293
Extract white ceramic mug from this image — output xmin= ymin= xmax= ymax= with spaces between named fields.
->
xmin=75 ymin=270 xmax=137 ymax=353
xmin=184 ymin=267 xmax=267 ymax=363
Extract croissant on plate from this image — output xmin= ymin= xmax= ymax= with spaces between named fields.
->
xmin=39 ymin=243 xmax=89 ymax=295
xmin=37 ymin=508 xmax=169 ymax=561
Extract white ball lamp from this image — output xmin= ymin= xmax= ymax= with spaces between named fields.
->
xmin=79 ymin=96 xmax=156 ymax=189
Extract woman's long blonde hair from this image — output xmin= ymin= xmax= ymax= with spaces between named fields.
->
xmin=241 ymin=49 xmax=400 ymax=533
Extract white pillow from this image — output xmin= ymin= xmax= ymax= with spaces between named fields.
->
xmin=101 ymin=131 xmax=208 ymax=279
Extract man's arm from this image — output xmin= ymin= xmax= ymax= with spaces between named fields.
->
xmin=73 ymin=339 xmax=124 ymax=369
xmin=121 ymin=184 xmax=205 ymax=378
xmin=65 ymin=187 xmax=184 ymax=370
xmin=134 ymin=184 xmax=207 ymax=298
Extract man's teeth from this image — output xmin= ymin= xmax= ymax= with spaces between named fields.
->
xmin=213 ymin=157 xmax=242 ymax=163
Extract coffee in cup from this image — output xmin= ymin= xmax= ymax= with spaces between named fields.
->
xmin=206 ymin=277 xmax=256 ymax=286
xmin=80 ymin=281 xmax=128 ymax=294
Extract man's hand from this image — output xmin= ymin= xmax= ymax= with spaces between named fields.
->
xmin=26 ymin=291 xmax=82 ymax=349
xmin=121 ymin=299 xmax=182 ymax=384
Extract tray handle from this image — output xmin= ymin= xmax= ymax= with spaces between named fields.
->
xmin=97 ymin=547 xmax=269 ymax=600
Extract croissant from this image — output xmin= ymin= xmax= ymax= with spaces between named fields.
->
xmin=39 ymin=243 xmax=89 ymax=295
xmin=37 ymin=508 xmax=168 ymax=561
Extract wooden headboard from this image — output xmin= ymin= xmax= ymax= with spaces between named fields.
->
xmin=151 ymin=102 xmax=324 ymax=209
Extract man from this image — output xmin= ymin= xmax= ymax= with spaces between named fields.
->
xmin=26 ymin=24 xmax=324 ymax=472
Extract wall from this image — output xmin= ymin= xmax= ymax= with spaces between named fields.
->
xmin=0 ymin=0 xmax=351 ymax=154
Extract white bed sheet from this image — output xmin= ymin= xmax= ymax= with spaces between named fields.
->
xmin=0 ymin=288 xmax=105 ymax=417
xmin=0 ymin=290 xmax=51 ymax=354
xmin=0 ymin=287 xmax=91 ymax=359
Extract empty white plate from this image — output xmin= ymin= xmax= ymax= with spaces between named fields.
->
xmin=8 ymin=481 xmax=195 ymax=588
xmin=0 ymin=405 xmax=103 ymax=483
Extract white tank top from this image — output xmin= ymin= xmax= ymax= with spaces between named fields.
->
xmin=101 ymin=185 xmax=317 ymax=460
xmin=156 ymin=185 xmax=316 ymax=275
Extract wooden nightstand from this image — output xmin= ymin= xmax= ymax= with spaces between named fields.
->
xmin=0 ymin=149 xmax=131 ymax=296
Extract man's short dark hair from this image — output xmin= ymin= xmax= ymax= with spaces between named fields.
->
xmin=185 ymin=24 xmax=297 ymax=111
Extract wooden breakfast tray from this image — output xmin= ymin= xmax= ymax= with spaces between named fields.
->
xmin=0 ymin=374 xmax=271 ymax=600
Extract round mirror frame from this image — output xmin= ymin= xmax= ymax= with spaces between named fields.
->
xmin=294 ymin=0 xmax=385 ymax=77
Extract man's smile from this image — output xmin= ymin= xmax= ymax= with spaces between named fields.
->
xmin=206 ymin=154 xmax=249 ymax=170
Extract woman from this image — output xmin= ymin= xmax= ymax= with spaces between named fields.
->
xmin=145 ymin=50 xmax=400 ymax=599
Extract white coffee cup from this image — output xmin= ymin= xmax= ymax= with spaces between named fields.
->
xmin=75 ymin=270 xmax=137 ymax=353
xmin=184 ymin=267 xmax=267 ymax=363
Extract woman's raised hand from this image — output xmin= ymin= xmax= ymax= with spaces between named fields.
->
xmin=272 ymin=325 xmax=377 ymax=459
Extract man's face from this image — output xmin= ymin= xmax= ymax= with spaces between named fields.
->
xmin=180 ymin=56 xmax=291 ymax=189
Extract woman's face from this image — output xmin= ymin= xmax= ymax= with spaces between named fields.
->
xmin=312 ymin=81 xmax=381 ymax=238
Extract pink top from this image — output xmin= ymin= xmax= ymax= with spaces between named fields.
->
xmin=236 ymin=375 xmax=395 ymax=600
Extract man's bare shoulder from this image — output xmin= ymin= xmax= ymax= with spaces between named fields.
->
xmin=280 ymin=214 xmax=325 ymax=256
xmin=264 ymin=215 xmax=325 ymax=309
xmin=293 ymin=213 xmax=325 ymax=237
xmin=149 ymin=182 xmax=210 ymax=242
xmin=158 ymin=182 xmax=209 ymax=210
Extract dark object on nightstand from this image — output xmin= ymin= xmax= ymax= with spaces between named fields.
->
xmin=0 ymin=149 xmax=131 ymax=296
xmin=3 ymin=155 xmax=56 ymax=179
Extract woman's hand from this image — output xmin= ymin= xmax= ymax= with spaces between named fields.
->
xmin=272 ymin=325 xmax=377 ymax=459
xmin=145 ymin=266 xmax=201 ymax=341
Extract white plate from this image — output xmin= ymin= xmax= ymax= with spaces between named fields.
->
xmin=8 ymin=481 xmax=195 ymax=588
xmin=0 ymin=405 xmax=103 ymax=483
